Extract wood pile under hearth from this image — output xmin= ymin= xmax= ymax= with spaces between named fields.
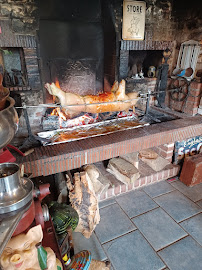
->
xmin=60 ymin=148 xmax=172 ymax=238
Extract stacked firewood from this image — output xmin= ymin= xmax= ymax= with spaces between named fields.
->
xmin=107 ymin=148 xmax=170 ymax=185
xmin=65 ymin=148 xmax=170 ymax=239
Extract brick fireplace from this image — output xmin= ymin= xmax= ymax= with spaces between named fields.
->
xmin=119 ymin=39 xmax=173 ymax=79
xmin=0 ymin=0 xmax=44 ymax=132
xmin=0 ymin=0 xmax=201 ymax=187
xmin=0 ymin=0 xmax=201 ymax=130
xmin=0 ymin=2 xmax=41 ymax=90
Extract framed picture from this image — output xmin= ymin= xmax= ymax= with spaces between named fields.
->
xmin=122 ymin=1 xmax=146 ymax=40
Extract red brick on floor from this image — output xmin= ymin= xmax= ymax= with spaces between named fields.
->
xmin=180 ymin=153 xmax=202 ymax=186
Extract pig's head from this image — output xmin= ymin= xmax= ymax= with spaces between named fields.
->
xmin=0 ymin=225 xmax=43 ymax=270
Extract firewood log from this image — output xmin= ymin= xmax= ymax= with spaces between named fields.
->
xmin=139 ymin=149 xmax=158 ymax=159
xmin=67 ymin=172 xmax=100 ymax=238
xmin=120 ymin=152 xmax=139 ymax=169
xmin=107 ymin=157 xmax=140 ymax=185
xmin=45 ymin=80 xmax=139 ymax=118
xmin=84 ymin=164 xmax=111 ymax=197
xmin=140 ymin=156 xmax=170 ymax=172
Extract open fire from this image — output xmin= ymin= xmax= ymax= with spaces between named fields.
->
xmin=46 ymin=78 xmax=99 ymax=129
xmin=39 ymin=78 xmax=147 ymax=144
xmin=43 ymin=78 xmax=140 ymax=129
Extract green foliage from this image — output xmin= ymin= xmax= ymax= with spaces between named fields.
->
xmin=0 ymin=49 xmax=12 ymax=55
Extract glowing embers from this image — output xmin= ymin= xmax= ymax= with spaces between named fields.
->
xmin=44 ymin=107 xmax=98 ymax=130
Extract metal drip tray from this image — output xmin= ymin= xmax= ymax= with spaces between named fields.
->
xmin=0 ymin=163 xmax=33 ymax=215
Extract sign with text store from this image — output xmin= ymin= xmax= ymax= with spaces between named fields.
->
xmin=122 ymin=1 xmax=146 ymax=40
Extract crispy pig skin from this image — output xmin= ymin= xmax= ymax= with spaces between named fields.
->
xmin=45 ymin=80 xmax=139 ymax=117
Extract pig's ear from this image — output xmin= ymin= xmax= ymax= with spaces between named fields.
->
xmin=26 ymin=225 xmax=43 ymax=243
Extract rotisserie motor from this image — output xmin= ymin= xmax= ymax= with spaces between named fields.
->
xmin=45 ymin=80 xmax=139 ymax=118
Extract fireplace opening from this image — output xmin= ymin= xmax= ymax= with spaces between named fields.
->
xmin=49 ymin=59 xmax=97 ymax=96
xmin=0 ymin=48 xmax=29 ymax=90
xmin=39 ymin=0 xmax=104 ymax=102
xmin=128 ymin=50 xmax=164 ymax=78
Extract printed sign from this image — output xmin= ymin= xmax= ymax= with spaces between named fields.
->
xmin=122 ymin=1 xmax=146 ymax=40
xmin=174 ymin=136 xmax=202 ymax=164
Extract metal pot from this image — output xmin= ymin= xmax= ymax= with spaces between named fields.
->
xmin=0 ymin=97 xmax=18 ymax=149
xmin=0 ymin=163 xmax=33 ymax=214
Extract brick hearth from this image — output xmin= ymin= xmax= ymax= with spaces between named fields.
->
xmin=15 ymin=116 xmax=202 ymax=177
xmin=96 ymin=160 xmax=180 ymax=201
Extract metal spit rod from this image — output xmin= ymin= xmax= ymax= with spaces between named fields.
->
xmin=14 ymin=86 xmax=201 ymax=109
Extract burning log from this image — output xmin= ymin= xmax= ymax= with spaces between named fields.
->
xmin=67 ymin=172 xmax=100 ymax=238
xmin=45 ymin=80 xmax=139 ymax=118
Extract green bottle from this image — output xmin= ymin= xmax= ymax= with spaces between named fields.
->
xmin=36 ymin=243 xmax=48 ymax=270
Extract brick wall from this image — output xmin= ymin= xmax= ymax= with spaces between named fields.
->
xmin=23 ymin=48 xmax=41 ymax=90
xmin=166 ymin=80 xmax=202 ymax=116
xmin=0 ymin=0 xmax=43 ymax=131
xmin=155 ymin=143 xmax=175 ymax=163
xmin=0 ymin=0 xmax=41 ymax=91
xmin=109 ymin=0 xmax=201 ymax=83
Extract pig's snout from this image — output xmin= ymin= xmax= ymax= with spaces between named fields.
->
xmin=10 ymin=254 xmax=23 ymax=267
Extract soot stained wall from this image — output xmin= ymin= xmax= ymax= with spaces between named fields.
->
xmin=39 ymin=0 xmax=104 ymax=93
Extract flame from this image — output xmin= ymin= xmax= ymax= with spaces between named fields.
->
xmin=51 ymin=78 xmax=61 ymax=103
xmin=50 ymin=107 xmax=67 ymax=126
xmin=57 ymin=108 xmax=67 ymax=121
xmin=51 ymin=108 xmax=58 ymax=116
xmin=55 ymin=78 xmax=61 ymax=89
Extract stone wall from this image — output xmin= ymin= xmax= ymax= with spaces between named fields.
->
xmin=108 ymin=0 xmax=202 ymax=80
xmin=0 ymin=0 xmax=43 ymax=133
xmin=0 ymin=0 xmax=41 ymax=90
xmin=0 ymin=0 xmax=39 ymax=35
xmin=111 ymin=0 xmax=201 ymax=43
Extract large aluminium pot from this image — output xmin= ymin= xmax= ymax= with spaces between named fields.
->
xmin=0 ymin=97 xmax=18 ymax=149
xmin=0 ymin=163 xmax=33 ymax=214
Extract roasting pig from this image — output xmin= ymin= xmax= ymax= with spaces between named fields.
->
xmin=45 ymin=80 xmax=139 ymax=118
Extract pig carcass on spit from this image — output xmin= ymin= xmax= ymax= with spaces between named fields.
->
xmin=45 ymin=80 xmax=139 ymax=118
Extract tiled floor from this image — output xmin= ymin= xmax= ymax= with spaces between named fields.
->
xmin=73 ymin=179 xmax=202 ymax=270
